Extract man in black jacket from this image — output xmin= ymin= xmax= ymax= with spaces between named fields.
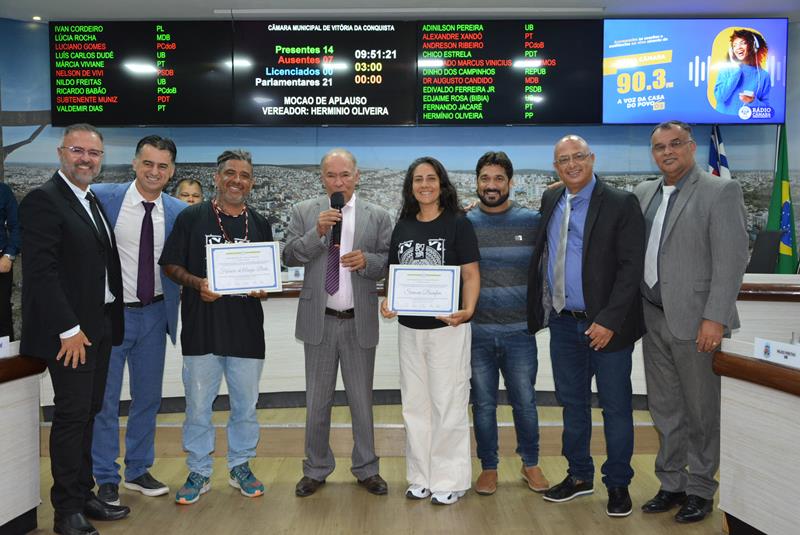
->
xmin=21 ymin=123 xmax=130 ymax=535
xmin=527 ymin=135 xmax=645 ymax=518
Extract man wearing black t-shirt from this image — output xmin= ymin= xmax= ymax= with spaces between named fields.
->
xmin=160 ymin=150 xmax=273 ymax=505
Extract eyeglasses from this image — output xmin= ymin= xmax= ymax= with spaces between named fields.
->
xmin=554 ymin=152 xmax=591 ymax=167
xmin=60 ymin=146 xmax=104 ymax=159
xmin=651 ymin=139 xmax=694 ymax=154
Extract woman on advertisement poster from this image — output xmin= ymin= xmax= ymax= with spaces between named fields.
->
xmin=714 ymin=28 xmax=771 ymax=115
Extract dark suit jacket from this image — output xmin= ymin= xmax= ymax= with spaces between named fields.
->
xmin=20 ymin=173 xmax=123 ymax=360
xmin=527 ymin=178 xmax=646 ymax=352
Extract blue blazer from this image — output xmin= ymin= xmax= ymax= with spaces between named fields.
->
xmin=93 ymin=182 xmax=187 ymax=344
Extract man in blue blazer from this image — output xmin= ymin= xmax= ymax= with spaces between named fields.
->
xmin=91 ymin=135 xmax=187 ymax=506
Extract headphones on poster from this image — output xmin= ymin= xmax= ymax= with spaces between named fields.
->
xmin=729 ymin=32 xmax=760 ymax=62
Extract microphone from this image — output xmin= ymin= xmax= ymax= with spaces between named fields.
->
xmin=330 ymin=191 xmax=345 ymax=246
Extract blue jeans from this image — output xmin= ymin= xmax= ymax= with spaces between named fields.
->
xmin=182 ymin=354 xmax=264 ymax=477
xmin=92 ymin=302 xmax=167 ymax=484
xmin=470 ymin=326 xmax=540 ymax=470
xmin=548 ymin=313 xmax=634 ymax=488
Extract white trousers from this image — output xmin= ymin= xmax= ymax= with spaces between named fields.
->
xmin=398 ymin=323 xmax=472 ymax=492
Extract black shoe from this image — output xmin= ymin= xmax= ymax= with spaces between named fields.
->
xmin=295 ymin=476 xmax=325 ymax=497
xmin=543 ymin=475 xmax=594 ymax=503
xmin=124 ymin=471 xmax=170 ymax=497
xmin=675 ymin=495 xmax=713 ymax=523
xmin=84 ymin=492 xmax=131 ymax=521
xmin=606 ymin=487 xmax=632 ymax=517
xmin=97 ymin=482 xmax=120 ymax=506
xmin=358 ymin=474 xmax=388 ymax=495
xmin=54 ymin=512 xmax=99 ymax=535
xmin=641 ymin=489 xmax=687 ymax=513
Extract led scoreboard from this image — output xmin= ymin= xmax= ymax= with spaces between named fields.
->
xmin=232 ymin=21 xmax=416 ymax=125
xmin=417 ymin=20 xmax=603 ymax=124
xmin=50 ymin=22 xmax=233 ymax=126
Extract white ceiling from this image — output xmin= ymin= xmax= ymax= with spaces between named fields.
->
xmin=1 ymin=0 xmax=799 ymax=23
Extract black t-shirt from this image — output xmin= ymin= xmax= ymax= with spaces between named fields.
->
xmin=159 ymin=201 xmax=274 ymax=358
xmin=388 ymin=210 xmax=480 ymax=329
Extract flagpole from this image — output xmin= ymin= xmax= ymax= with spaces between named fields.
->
xmin=774 ymin=124 xmax=781 ymax=175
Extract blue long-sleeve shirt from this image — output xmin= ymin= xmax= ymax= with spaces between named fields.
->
xmin=714 ymin=64 xmax=771 ymax=115
xmin=546 ymin=176 xmax=596 ymax=312
xmin=0 ymin=182 xmax=20 ymax=256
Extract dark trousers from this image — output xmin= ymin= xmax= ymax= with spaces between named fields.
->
xmin=0 ymin=269 xmax=13 ymax=340
xmin=548 ymin=313 xmax=635 ymax=488
xmin=46 ymin=314 xmax=113 ymax=516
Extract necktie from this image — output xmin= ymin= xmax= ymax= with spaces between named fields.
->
xmin=137 ymin=201 xmax=156 ymax=305
xmin=325 ymin=240 xmax=339 ymax=295
xmin=552 ymin=193 xmax=573 ymax=313
xmin=86 ymin=191 xmax=111 ymax=252
xmin=644 ymin=185 xmax=677 ymax=288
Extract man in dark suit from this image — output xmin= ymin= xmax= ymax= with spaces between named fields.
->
xmin=283 ymin=148 xmax=392 ymax=497
xmin=91 ymin=136 xmax=187 ymax=506
xmin=20 ymin=123 xmax=130 ymax=535
xmin=528 ymin=135 xmax=645 ymax=518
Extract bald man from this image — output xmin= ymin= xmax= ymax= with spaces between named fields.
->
xmin=527 ymin=135 xmax=645 ymax=517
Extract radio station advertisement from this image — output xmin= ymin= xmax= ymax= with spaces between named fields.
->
xmin=232 ymin=21 xmax=416 ymax=125
xmin=417 ymin=20 xmax=602 ymax=125
xmin=603 ymin=19 xmax=787 ymax=124
xmin=50 ymin=21 xmax=233 ymax=125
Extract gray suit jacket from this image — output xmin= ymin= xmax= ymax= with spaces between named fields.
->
xmin=634 ymin=164 xmax=749 ymax=339
xmin=283 ymin=196 xmax=392 ymax=349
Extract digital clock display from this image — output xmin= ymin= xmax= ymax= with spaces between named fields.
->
xmin=232 ymin=21 xmax=416 ymax=125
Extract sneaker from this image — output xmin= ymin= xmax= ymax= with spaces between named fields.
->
xmin=124 ymin=471 xmax=169 ymax=497
xmin=97 ymin=482 xmax=120 ymax=506
xmin=607 ymin=487 xmax=633 ymax=517
xmin=431 ymin=490 xmax=465 ymax=505
xmin=228 ymin=462 xmax=264 ymax=498
xmin=405 ymin=484 xmax=431 ymax=500
xmin=543 ymin=475 xmax=594 ymax=503
xmin=175 ymin=472 xmax=210 ymax=505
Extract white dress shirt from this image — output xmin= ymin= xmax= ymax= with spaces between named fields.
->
xmin=115 ymin=182 xmax=165 ymax=303
xmin=326 ymin=193 xmax=356 ymax=311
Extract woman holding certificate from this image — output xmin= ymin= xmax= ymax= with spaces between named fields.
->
xmin=381 ymin=156 xmax=480 ymax=505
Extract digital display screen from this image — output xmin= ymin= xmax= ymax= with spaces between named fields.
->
xmin=417 ymin=20 xmax=602 ymax=124
xmin=50 ymin=22 xmax=233 ymax=126
xmin=231 ymin=21 xmax=416 ymax=125
xmin=603 ymin=19 xmax=788 ymax=124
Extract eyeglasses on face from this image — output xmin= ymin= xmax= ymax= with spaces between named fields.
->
xmin=651 ymin=139 xmax=694 ymax=154
xmin=554 ymin=152 xmax=591 ymax=167
xmin=60 ymin=146 xmax=104 ymax=159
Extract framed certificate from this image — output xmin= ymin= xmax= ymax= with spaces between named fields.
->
xmin=206 ymin=241 xmax=282 ymax=295
xmin=387 ymin=264 xmax=460 ymax=317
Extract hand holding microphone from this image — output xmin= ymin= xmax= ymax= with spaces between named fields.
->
xmin=316 ymin=191 xmax=345 ymax=240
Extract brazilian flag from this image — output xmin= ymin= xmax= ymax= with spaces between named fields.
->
xmin=766 ymin=126 xmax=798 ymax=274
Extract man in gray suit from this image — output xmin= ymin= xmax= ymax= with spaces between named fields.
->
xmin=283 ymin=148 xmax=392 ymax=497
xmin=635 ymin=121 xmax=748 ymax=524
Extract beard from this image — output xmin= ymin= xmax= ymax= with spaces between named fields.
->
xmin=477 ymin=189 xmax=510 ymax=208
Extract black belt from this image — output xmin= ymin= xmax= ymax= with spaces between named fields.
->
xmin=558 ymin=309 xmax=588 ymax=320
xmin=325 ymin=307 xmax=355 ymax=319
xmin=125 ymin=294 xmax=165 ymax=308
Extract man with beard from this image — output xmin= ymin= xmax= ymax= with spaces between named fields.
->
xmin=160 ymin=150 xmax=273 ymax=505
xmin=20 ymin=123 xmax=130 ymax=535
xmin=466 ymin=151 xmax=550 ymax=496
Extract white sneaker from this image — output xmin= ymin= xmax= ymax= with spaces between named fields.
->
xmin=431 ymin=490 xmax=465 ymax=505
xmin=405 ymin=484 xmax=431 ymax=499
